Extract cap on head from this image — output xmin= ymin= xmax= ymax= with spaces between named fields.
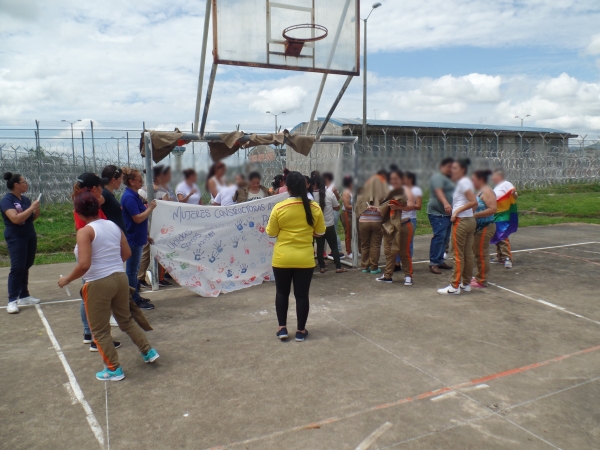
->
xmin=76 ymin=173 xmax=109 ymax=189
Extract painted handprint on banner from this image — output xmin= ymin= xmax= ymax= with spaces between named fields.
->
xmin=246 ymin=218 xmax=255 ymax=228
xmin=217 ymin=264 xmax=226 ymax=273
xmin=259 ymin=252 xmax=267 ymax=264
xmin=213 ymin=240 xmax=224 ymax=253
xmin=257 ymin=224 xmax=265 ymax=233
xmin=226 ymin=269 xmax=233 ymax=278
xmin=222 ymin=281 xmax=235 ymax=290
xmin=239 ymin=263 xmax=248 ymax=274
xmin=243 ymin=245 xmax=250 ymax=255
xmin=208 ymin=251 xmax=218 ymax=263
xmin=229 ymin=254 xmax=235 ymax=264
xmin=235 ymin=220 xmax=244 ymax=231
xmin=160 ymin=225 xmax=174 ymax=235
xmin=193 ymin=249 xmax=204 ymax=261
xmin=166 ymin=251 xmax=179 ymax=260
xmin=180 ymin=262 xmax=190 ymax=270
xmin=231 ymin=236 xmax=240 ymax=248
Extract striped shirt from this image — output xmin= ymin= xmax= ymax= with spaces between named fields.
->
xmin=359 ymin=209 xmax=382 ymax=223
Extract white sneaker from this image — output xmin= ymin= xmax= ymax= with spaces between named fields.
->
xmin=443 ymin=252 xmax=448 ymax=259
xmin=347 ymin=253 xmax=353 ymax=259
xmin=404 ymin=276 xmax=413 ymax=286
xmin=504 ymin=259 xmax=513 ymax=269
xmin=17 ymin=296 xmax=40 ymax=306
xmin=7 ymin=301 xmax=19 ymax=314
xmin=460 ymin=283 xmax=471 ymax=292
xmin=438 ymin=285 xmax=460 ymax=295
xmin=110 ymin=315 xmax=118 ymax=327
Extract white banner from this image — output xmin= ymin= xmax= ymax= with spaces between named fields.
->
xmin=149 ymin=194 xmax=288 ymax=297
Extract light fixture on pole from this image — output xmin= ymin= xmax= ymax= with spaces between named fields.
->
xmin=515 ymin=114 xmax=530 ymax=127
xmin=362 ymin=2 xmax=382 ymax=153
xmin=266 ymin=111 xmax=286 ymax=134
xmin=62 ymin=119 xmax=82 ymax=164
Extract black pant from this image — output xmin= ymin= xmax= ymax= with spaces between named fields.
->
xmin=6 ymin=233 xmax=37 ymax=302
xmin=316 ymin=225 xmax=341 ymax=269
xmin=273 ymin=267 xmax=313 ymax=331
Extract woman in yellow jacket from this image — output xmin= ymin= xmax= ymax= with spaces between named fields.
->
xmin=266 ymin=171 xmax=325 ymax=342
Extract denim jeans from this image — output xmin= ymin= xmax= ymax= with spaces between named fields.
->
xmin=6 ymin=233 xmax=37 ymax=303
xmin=428 ymin=214 xmax=452 ymax=266
xmin=410 ymin=218 xmax=417 ymax=258
xmin=126 ymin=245 xmax=144 ymax=302
xmin=332 ymin=209 xmax=343 ymax=253
xmin=81 ymin=300 xmax=91 ymax=335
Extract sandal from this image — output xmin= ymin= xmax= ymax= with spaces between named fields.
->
xmin=335 ymin=268 xmax=348 ymax=273
xmin=320 ymin=267 xmax=328 ymax=274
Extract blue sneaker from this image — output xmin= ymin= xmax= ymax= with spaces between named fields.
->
xmin=370 ymin=268 xmax=382 ymax=274
xmin=361 ymin=269 xmax=369 ymax=273
xmin=96 ymin=366 xmax=125 ymax=381
xmin=276 ymin=328 xmax=288 ymax=339
xmin=295 ymin=330 xmax=308 ymax=342
xmin=142 ymin=348 xmax=160 ymax=363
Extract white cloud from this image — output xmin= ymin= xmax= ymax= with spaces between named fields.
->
xmin=585 ymin=33 xmax=600 ymax=55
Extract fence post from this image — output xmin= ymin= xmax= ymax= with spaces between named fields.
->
xmin=81 ymin=131 xmax=87 ymax=172
xmin=126 ymin=132 xmax=130 ymax=166
xmin=90 ymin=120 xmax=97 ymax=173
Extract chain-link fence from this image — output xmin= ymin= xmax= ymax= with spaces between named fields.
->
xmin=1 ymin=121 xmax=599 ymax=203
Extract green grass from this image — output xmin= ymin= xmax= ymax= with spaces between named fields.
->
xmin=1 ymin=183 xmax=599 ymax=267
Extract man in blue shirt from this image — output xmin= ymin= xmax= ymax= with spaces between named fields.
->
xmin=120 ymin=168 xmax=156 ymax=310
xmin=427 ymin=158 xmax=455 ymax=274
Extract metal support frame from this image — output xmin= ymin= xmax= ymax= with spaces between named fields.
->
xmin=143 ymin=132 xmax=159 ymax=290
xmin=315 ymin=75 xmax=354 ymax=140
xmin=194 ymin=0 xmax=212 ymax=134
xmin=90 ymin=120 xmax=97 ymax=173
xmin=199 ymin=63 xmax=218 ymax=139
xmin=81 ymin=131 xmax=86 ymax=171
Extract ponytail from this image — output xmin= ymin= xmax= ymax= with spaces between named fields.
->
xmin=313 ymin=175 xmax=326 ymax=211
xmin=285 ymin=171 xmax=314 ymax=226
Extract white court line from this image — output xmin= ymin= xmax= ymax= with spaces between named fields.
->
xmin=355 ymin=421 xmax=393 ymax=450
xmin=408 ymin=241 xmax=600 ymax=265
xmin=488 ymin=283 xmax=600 ymax=326
xmin=35 ymin=304 xmax=105 ymax=448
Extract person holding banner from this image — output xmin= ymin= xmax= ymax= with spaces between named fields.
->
xmin=491 ymin=169 xmax=518 ymax=269
xmin=266 ymin=171 xmax=325 ymax=342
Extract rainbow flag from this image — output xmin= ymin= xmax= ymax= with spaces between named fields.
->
xmin=491 ymin=188 xmax=518 ymax=244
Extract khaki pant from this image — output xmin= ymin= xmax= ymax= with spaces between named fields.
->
xmin=137 ymin=243 xmax=164 ymax=282
xmin=359 ymin=221 xmax=383 ymax=271
xmin=450 ymin=217 xmax=476 ymax=289
xmin=341 ymin=210 xmax=353 ymax=255
xmin=496 ymin=238 xmax=513 ymax=262
xmin=472 ymin=223 xmax=496 ymax=285
xmin=82 ymin=272 xmax=151 ymax=371
xmin=383 ymin=221 xmax=413 ymax=279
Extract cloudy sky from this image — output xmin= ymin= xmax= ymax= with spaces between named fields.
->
xmin=1 ymin=0 xmax=600 ymax=139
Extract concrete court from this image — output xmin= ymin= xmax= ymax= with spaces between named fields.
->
xmin=1 ymin=224 xmax=599 ymax=450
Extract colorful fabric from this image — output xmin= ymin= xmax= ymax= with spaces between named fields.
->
xmin=491 ymin=188 xmax=518 ymax=245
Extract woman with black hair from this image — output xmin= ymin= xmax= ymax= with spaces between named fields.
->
xmin=266 ymin=171 xmax=325 ymax=342
xmin=100 ymin=165 xmax=126 ymax=232
xmin=272 ymin=174 xmax=286 ymax=195
xmin=176 ymin=168 xmax=202 ymax=204
xmin=206 ymin=162 xmax=226 ymax=203
xmin=1 ymin=172 xmax=41 ymax=314
xmin=470 ymin=170 xmax=497 ymax=288
xmin=341 ymin=175 xmax=354 ymax=257
xmin=312 ymin=175 xmax=346 ymax=274
xmin=438 ymin=158 xmax=478 ymax=295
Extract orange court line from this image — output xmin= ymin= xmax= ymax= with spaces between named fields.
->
xmin=206 ymin=343 xmax=600 ymax=450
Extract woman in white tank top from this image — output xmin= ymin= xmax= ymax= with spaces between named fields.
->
xmin=59 ymin=192 xmax=160 ymax=382
xmin=206 ymin=161 xmax=226 ymax=203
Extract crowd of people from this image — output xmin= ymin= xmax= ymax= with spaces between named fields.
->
xmin=1 ymin=158 xmax=517 ymax=377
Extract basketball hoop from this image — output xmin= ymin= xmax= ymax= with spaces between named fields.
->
xmin=282 ymin=24 xmax=328 ymax=57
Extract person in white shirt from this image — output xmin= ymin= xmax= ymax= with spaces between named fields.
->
xmin=403 ymin=171 xmax=422 ymax=258
xmin=312 ymin=175 xmax=347 ymax=274
xmin=212 ymin=174 xmax=246 ymax=207
xmin=176 ymin=169 xmax=202 ymax=204
xmin=438 ymin=158 xmax=478 ymax=295
xmin=206 ymin=162 xmax=226 ymax=203
xmin=491 ymin=169 xmax=518 ymax=268
xmin=323 ymin=172 xmax=344 ymax=256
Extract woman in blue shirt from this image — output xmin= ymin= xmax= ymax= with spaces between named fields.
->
xmin=1 ymin=172 xmax=41 ymax=314
xmin=120 ymin=168 xmax=156 ymax=310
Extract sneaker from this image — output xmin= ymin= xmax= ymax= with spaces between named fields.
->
xmin=490 ymin=257 xmax=503 ymax=264
xmin=329 ymin=253 xmax=344 ymax=258
xmin=370 ymin=268 xmax=382 ymax=274
xmin=437 ymin=285 xmax=461 ymax=295
xmin=96 ymin=366 xmax=125 ymax=382
xmin=276 ymin=328 xmax=289 ymax=339
xmin=470 ymin=279 xmax=487 ymax=289
xmin=295 ymin=330 xmax=308 ymax=342
xmin=17 ymin=296 xmax=40 ymax=306
xmin=142 ymin=348 xmax=160 ymax=363
xmin=83 ymin=334 xmax=92 ymax=344
xmin=460 ymin=283 xmax=471 ymax=292
xmin=404 ymin=276 xmax=413 ymax=286
xmin=347 ymin=253 xmax=353 ymax=259
xmin=110 ymin=315 xmax=118 ymax=327
xmin=443 ymin=252 xmax=448 ymax=259
xmin=158 ymin=279 xmax=172 ymax=287
xmin=138 ymin=280 xmax=151 ymax=289
xmin=376 ymin=275 xmax=393 ymax=283
xmin=361 ymin=269 xmax=370 ymax=273
xmin=136 ymin=299 xmax=155 ymax=310
xmin=90 ymin=341 xmax=121 ymax=352
xmin=7 ymin=301 xmax=19 ymax=314
xmin=504 ymin=259 xmax=513 ymax=269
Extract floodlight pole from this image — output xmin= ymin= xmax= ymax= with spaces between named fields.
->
xmin=515 ymin=114 xmax=530 ymax=127
xmin=62 ymin=119 xmax=81 ymax=164
xmin=362 ymin=3 xmax=382 ymax=155
xmin=194 ymin=0 xmax=212 ymax=135
xmin=266 ymin=111 xmax=286 ymax=134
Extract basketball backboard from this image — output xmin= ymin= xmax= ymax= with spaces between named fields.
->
xmin=212 ymin=0 xmax=360 ymax=76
